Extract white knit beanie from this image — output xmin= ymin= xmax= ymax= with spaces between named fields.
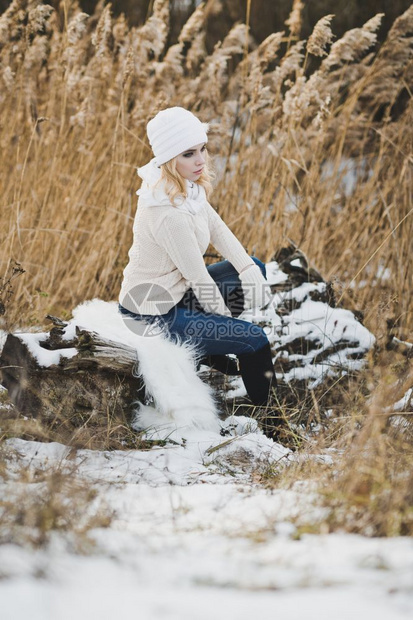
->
xmin=147 ymin=107 xmax=209 ymax=167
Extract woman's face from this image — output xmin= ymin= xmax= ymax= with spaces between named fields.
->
xmin=175 ymin=143 xmax=207 ymax=182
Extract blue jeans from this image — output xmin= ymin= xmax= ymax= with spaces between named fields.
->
xmin=118 ymin=257 xmax=270 ymax=356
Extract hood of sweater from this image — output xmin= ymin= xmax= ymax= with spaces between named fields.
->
xmin=136 ymin=158 xmax=206 ymax=215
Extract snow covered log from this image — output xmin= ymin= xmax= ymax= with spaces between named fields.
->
xmin=0 ymin=246 xmax=376 ymax=434
xmin=0 ymin=319 xmax=145 ymax=428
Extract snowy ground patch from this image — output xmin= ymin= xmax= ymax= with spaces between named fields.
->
xmin=1 ymin=436 xmax=413 ymax=620
xmin=5 ymin=411 xmax=291 ymax=486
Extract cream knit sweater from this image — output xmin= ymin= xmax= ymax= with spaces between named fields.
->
xmin=119 ymin=159 xmax=270 ymax=317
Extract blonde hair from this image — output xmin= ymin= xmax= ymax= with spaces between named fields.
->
xmin=156 ymin=150 xmax=214 ymax=205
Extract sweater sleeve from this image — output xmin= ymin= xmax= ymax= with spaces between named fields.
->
xmin=155 ymin=210 xmax=232 ymax=317
xmin=206 ymin=203 xmax=255 ymax=272
xmin=206 ymin=203 xmax=273 ymax=309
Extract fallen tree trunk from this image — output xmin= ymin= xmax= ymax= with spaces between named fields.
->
xmin=0 ymin=322 xmax=146 ymax=445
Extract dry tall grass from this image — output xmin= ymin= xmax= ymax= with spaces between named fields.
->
xmin=0 ymin=0 xmax=411 ymax=336
xmin=258 ymin=362 xmax=413 ymax=537
xmin=0 ymin=0 xmax=412 ymax=535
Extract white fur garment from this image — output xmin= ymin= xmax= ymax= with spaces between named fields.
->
xmin=67 ymin=300 xmax=220 ymax=433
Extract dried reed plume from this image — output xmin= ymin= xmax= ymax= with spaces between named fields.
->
xmin=285 ymin=0 xmax=304 ymax=39
xmin=323 ymin=13 xmax=384 ymax=70
xmin=307 ymin=14 xmax=335 ymax=57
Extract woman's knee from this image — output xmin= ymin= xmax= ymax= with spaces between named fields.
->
xmin=206 ymin=259 xmax=237 ymax=280
xmin=246 ymin=324 xmax=269 ymax=351
xmin=251 ymin=256 xmax=266 ymax=279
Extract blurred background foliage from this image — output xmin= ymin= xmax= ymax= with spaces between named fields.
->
xmin=1 ymin=0 xmax=412 ymax=49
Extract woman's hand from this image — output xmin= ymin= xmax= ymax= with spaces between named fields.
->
xmin=239 ymin=264 xmax=273 ymax=310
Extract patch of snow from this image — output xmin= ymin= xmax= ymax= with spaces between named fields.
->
xmin=321 ymin=157 xmax=373 ymax=198
xmin=266 ymin=297 xmax=375 ymax=388
xmin=280 ymin=300 xmax=373 ymax=345
xmin=265 ymin=260 xmax=289 ymax=285
xmin=223 ymin=375 xmax=247 ymax=399
xmin=376 ymin=264 xmax=391 ymax=281
xmin=285 ymin=198 xmax=299 ymax=213
xmin=289 ymin=282 xmax=326 ymax=303
xmin=349 ymin=262 xmax=392 ymax=290
xmin=0 ymin=329 xmax=8 ymax=355
xmin=5 ymin=406 xmax=291 ymax=486
xmin=17 ymin=332 xmax=77 ymax=366
xmin=391 ymin=388 xmax=413 ymax=413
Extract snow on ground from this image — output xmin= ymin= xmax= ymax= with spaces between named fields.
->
xmin=1 ymin=433 xmax=413 ymax=620
xmin=4 ymin=416 xmax=291 ymax=486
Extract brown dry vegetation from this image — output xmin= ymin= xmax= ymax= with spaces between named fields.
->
xmin=0 ymin=0 xmax=412 ymax=536
xmin=0 ymin=442 xmax=113 ymax=550
xmin=254 ymin=362 xmax=413 ymax=537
